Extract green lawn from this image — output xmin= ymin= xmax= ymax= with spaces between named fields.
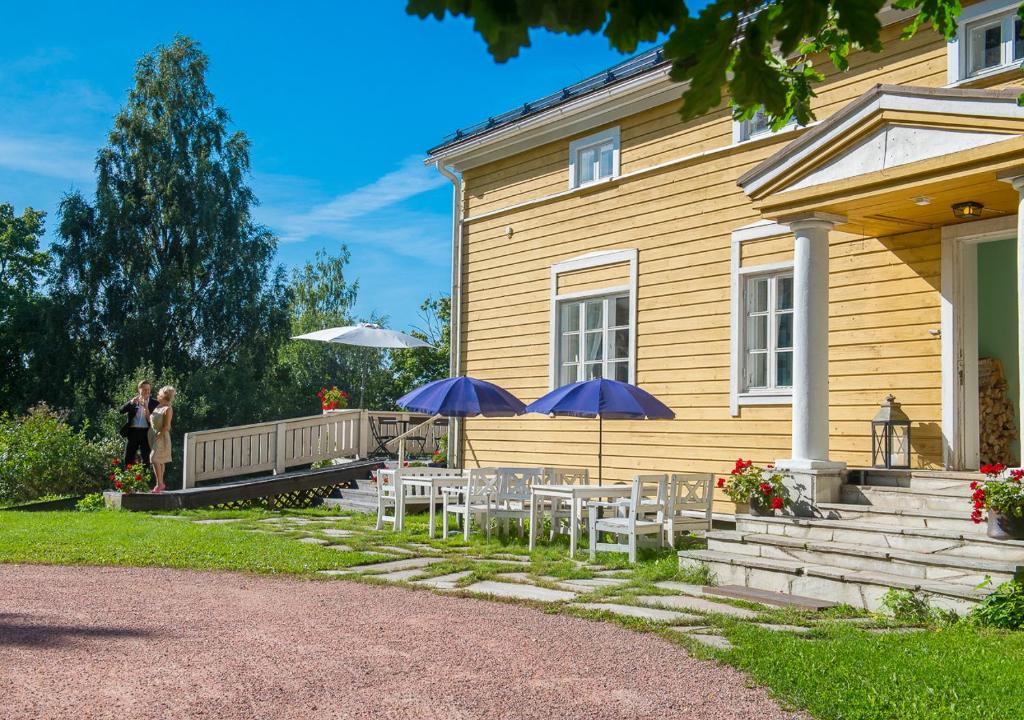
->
xmin=2 ymin=507 xmax=1022 ymax=720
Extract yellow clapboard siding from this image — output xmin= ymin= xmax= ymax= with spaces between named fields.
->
xmin=555 ymin=261 xmax=630 ymax=295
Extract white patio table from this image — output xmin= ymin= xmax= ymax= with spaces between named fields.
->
xmin=529 ymin=483 xmax=633 ymax=557
xmin=394 ymin=472 xmax=470 ymax=537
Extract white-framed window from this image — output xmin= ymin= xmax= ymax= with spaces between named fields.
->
xmin=568 ymin=127 xmax=620 ymax=189
xmin=729 ymin=221 xmax=795 ymax=415
xmin=741 ymin=272 xmax=794 ymax=392
xmin=733 ymin=108 xmax=798 ymax=144
xmin=549 ymin=248 xmax=637 ymax=390
xmin=557 ymin=294 xmax=631 ymax=386
xmin=949 ymin=1 xmax=1023 ymax=83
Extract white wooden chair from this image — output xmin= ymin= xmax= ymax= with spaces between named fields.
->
xmin=375 ymin=469 xmax=399 ymax=530
xmin=588 ymin=474 xmax=667 ymax=563
xmin=375 ymin=466 xmax=462 ymax=531
xmin=493 ymin=467 xmax=544 ymax=537
xmin=544 ymin=467 xmax=590 ymax=541
xmin=664 ymin=473 xmax=715 ymax=546
xmin=441 ymin=467 xmax=499 ymax=541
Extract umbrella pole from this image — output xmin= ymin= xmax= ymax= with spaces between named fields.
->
xmin=598 ymin=415 xmax=603 ymax=486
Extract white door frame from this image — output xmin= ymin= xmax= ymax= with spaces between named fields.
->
xmin=940 ymin=215 xmax=1017 ymax=469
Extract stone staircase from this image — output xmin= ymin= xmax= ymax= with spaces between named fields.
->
xmin=321 ymin=479 xmax=378 ymax=514
xmin=680 ymin=469 xmax=1024 ymax=613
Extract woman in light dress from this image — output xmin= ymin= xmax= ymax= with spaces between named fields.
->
xmin=148 ymin=386 xmax=175 ymax=492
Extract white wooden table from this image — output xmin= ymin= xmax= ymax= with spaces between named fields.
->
xmin=396 ymin=474 xmax=469 ymax=538
xmin=529 ymin=483 xmax=633 ymax=557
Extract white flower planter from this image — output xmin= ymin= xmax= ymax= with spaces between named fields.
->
xmin=102 ymin=491 xmax=124 ymax=510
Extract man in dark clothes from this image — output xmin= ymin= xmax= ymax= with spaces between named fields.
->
xmin=120 ymin=380 xmax=159 ymax=468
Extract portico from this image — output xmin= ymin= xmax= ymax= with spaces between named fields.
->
xmin=739 ymin=84 xmax=1024 ymax=496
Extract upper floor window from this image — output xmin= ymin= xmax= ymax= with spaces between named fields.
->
xmin=742 ymin=272 xmax=793 ymax=392
xmin=568 ymin=127 xmax=620 ymax=189
xmin=950 ymin=1 xmax=1023 ymax=82
xmin=733 ymin=108 xmax=798 ymax=144
xmin=557 ymin=293 xmax=631 ymax=386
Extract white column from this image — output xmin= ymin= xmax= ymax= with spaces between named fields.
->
xmin=788 ymin=215 xmax=838 ymax=464
xmin=1009 ymin=177 xmax=1024 ymax=430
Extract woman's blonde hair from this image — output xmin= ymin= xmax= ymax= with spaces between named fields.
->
xmin=157 ymin=386 xmax=176 ymax=404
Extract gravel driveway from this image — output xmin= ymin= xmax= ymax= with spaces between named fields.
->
xmin=0 ymin=564 xmax=800 ymax=720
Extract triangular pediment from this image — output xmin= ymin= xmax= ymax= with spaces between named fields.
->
xmin=739 ymin=85 xmax=1024 ymax=201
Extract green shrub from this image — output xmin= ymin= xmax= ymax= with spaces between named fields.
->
xmin=76 ymin=492 xmax=107 ymax=512
xmin=880 ymin=588 xmax=959 ymax=625
xmin=0 ymin=404 xmax=121 ymax=505
xmin=971 ymin=581 xmax=1024 ymax=630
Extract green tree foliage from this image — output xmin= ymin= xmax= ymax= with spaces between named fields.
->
xmin=391 ymin=294 xmax=450 ymax=392
xmin=408 ymin=1 xmax=991 ymax=128
xmin=0 ymin=204 xmax=48 ymax=411
xmin=44 ymin=35 xmax=289 ymax=427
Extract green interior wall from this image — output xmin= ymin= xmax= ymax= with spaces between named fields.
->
xmin=977 ymin=238 xmax=1020 ymax=461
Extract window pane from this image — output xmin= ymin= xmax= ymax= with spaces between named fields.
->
xmin=746 ymin=314 xmax=768 ymax=351
xmin=610 ymin=361 xmax=629 ymax=382
xmin=585 ymin=331 xmax=603 ymax=361
xmin=560 ymin=301 xmax=580 ymax=332
xmin=585 ymin=301 xmax=603 ymax=330
xmin=584 ymin=363 xmax=603 ymax=380
xmin=614 ymin=296 xmax=629 ymax=327
xmin=578 ymin=147 xmax=597 ymax=183
xmin=776 ymin=351 xmax=793 ymax=387
xmin=1016 ymin=19 xmax=1023 ymax=59
xmin=560 ymin=364 xmax=579 ymax=386
xmin=776 ymin=276 xmax=793 ymax=310
xmin=971 ymin=23 xmax=1003 ymax=72
xmin=747 ymin=277 xmax=769 ymax=313
xmin=612 ymin=328 xmax=629 ymax=360
xmin=598 ymin=143 xmax=614 ymax=178
xmin=746 ymin=352 xmax=767 ymax=388
xmin=776 ymin=312 xmax=793 ymax=350
xmin=560 ymin=333 xmax=580 ymax=364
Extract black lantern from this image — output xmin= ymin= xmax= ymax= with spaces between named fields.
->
xmin=872 ymin=394 xmax=911 ymax=469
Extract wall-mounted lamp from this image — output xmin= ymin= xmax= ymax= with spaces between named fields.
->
xmin=952 ymin=201 xmax=984 ymax=220
xmin=913 ymin=196 xmax=932 ymax=206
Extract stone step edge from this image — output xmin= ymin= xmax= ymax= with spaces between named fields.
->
xmin=842 ymin=484 xmax=973 ymax=499
xmin=680 ymin=549 xmax=987 ymax=602
xmin=736 ymin=514 xmax=1024 ymax=549
xmin=707 ymin=530 xmax=1021 ymax=574
xmin=817 ymin=502 xmax=971 ymax=521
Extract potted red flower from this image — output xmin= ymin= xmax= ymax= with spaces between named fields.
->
xmin=970 ymin=463 xmax=1024 ymax=540
xmin=716 ymin=458 xmax=789 ymax=516
xmin=103 ymin=458 xmax=154 ymax=508
xmin=317 ymin=386 xmax=349 ymax=413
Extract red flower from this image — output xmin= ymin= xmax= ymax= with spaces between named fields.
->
xmin=771 ymin=497 xmax=784 ymax=510
xmin=970 ymin=481 xmax=979 ymax=490
xmin=108 ymin=473 xmax=115 ymax=481
xmin=114 ymin=480 xmax=123 ymax=490
xmin=759 ymin=482 xmax=772 ymax=497
xmin=974 ymin=499 xmax=985 ymax=510
xmin=135 ymin=473 xmax=141 ymax=481
xmin=971 ymin=509 xmax=984 ymax=524
xmin=716 ymin=477 xmax=726 ymax=488
xmin=111 ymin=458 xmax=120 ymax=466
xmin=972 ymin=488 xmax=986 ymax=502
xmin=1011 ymin=469 xmax=1024 ymax=483
xmin=980 ymin=463 xmax=1006 ymax=476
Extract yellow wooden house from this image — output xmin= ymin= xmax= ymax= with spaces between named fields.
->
xmin=426 ymin=2 xmax=1024 ymax=609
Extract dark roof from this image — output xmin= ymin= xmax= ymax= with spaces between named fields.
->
xmin=428 ymin=45 xmax=669 ymax=156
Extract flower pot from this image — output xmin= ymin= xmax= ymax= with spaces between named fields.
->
xmin=747 ymin=498 xmax=775 ymax=516
xmin=987 ymin=509 xmax=1024 ymax=540
xmin=102 ymin=491 xmax=123 ymax=510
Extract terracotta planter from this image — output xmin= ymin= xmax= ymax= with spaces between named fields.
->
xmin=987 ymin=509 xmax=1024 ymax=541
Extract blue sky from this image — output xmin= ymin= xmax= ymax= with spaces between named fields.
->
xmin=0 ymin=2 xmax=662 ymax=331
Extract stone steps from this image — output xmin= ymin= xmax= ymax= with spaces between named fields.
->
xmin=679 ymin=548 xmax=988 ymax=614
xmin=841 ymin=485 xmax=972 ymax=513
xmin=816 ymin=501 xmax=981 ymax=533
xmin=707 ymin=530 xmax=1020 ymax=587
xmin=737 ymin=515 xmax=1024 ymax=562
xmin=322 ymin=486 xmax=378 ymax=514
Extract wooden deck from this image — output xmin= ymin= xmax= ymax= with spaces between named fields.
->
xmin=122 ymin=460 xmax=383 ymax=512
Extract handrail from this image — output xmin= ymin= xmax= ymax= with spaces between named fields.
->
xmin=386 ymin=414 xmax=443 ymax=464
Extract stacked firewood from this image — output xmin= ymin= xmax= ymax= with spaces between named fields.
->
xmin=979 ymin=357 xmax=1019 ymax=466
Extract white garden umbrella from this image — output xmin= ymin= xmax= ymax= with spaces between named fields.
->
xmin=292 ymin=323 xmax=432 ymax=406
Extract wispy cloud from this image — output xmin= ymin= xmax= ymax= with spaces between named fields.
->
xmin=0 ymin=48 xmax=74 ymax=80
xmin=269 ymin=155 xmax=449 ymax=244
xmin=0 ymin=131 xmax=96 ymax=182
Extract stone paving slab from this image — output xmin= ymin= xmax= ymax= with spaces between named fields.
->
xmin=375 ymin=569 xmax=430 ymax=583
xmin=489 ymin=554 xmax=531 ymax=563
xmin=655 ymin=582 xmax=709 ymax=597
xmin=372 ymin=545 xmax=416 ymax=555
xmin=635 ymin=595 xmax=760 ymax=619
xmin=754 ymin=623 xmax=813 ymax=634
xmin=575 ymin=603 xmax=702 ymax=623
xmin=356 ymin=557 xmax=446 ymax=574
xmin=297 ymin=537 xmax=329 ymax=545
xmin=317 ymin=569 xmax=357 ymax=576
xmin=566 ymin=577 xmax=630 ymax=588
xmin=413 ymin=571 xmax=474 ymax=589
xmin=321 ymin=528 xmax=355 ymax=538
xmin=495 ymin=572 xmax=533 ymax=583
xmin=193 ymin=519 xmax=241 ymax=525
xmin=686 ymin=633 xmax=734 ymax=650
xmin=464 ymin=581 xmax=576 ymax=603
xmin=324 ymin=544 xmax=355 ymax=552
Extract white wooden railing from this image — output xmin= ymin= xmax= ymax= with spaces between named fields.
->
xmin=181 ymin=410 xmax=443 ymax=488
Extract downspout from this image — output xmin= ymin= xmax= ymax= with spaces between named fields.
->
xmin=435 ymin=160 xmax=464 ymax=468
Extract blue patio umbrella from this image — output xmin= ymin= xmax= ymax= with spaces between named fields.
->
xmin=524 ymin=378 xmax=675 ymax=483
xmin=397 ymin=376 xmax=526 ymax=418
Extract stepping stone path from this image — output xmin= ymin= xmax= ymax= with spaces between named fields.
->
xmin=654 ymin=582 xmax=710 ymax=597
xmin=372 ymin=545 xmax=416 ymax=555
xmin=635 ymin=595 xmax=760 ymax=619
xmin=755 ymin=623 xmax=813 ymax=634
xmin=413 ymin=571 xmax=473 ymax=590
xmin=317 ymin=569 xmax=356 ymax=576
xmin=375 ymin=569 xmax=431 ymax=583
xmin=321 ymin=528 xmax=355 ymax=538
xmin=324 ymin=544 xmax=354 ymax=552
xmin=193 ymin=519 xmax=240 ymax=525
xmin=464 ymin=581 xmax=576 ymax=603
xmin=356 ymin=557 xmax=447 ymax=575
xmin=574 ymin=603 xmax=702 ymax=623
xmin=495 ymin=572 xmax=533 ymax=583
xmin=297 ymin=537 xmax=329 ymax=545
xmin=680 ymin=631 xmax=734 ymax=650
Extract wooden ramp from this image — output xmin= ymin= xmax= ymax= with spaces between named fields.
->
xmin=122 ymin=460 xmax=383 ymax=512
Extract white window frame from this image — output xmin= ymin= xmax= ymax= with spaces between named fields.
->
xmin=730 ymin=221 xmax=794 ymax=415
xmin=550 ymin=248 xmax=637 ymax=390
xmin=568 ymin=127 xmax=620 ymax=190
xmin=556 ymin=293 xmax=631 ymax=386
xmin=948 ymin=0 xmax=1023 ymax=84
xmin=732 ymin=108 xmax=799 ymax=144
